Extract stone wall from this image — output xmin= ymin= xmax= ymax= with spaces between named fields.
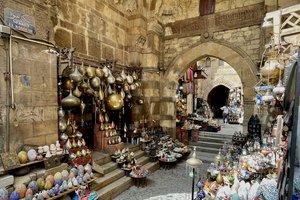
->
xmin=164 ymin=24 xmax=262 ymax=68
xmin=54 ymin=0 xmax=129 ymax=64
xmin=0 ymin=0 xmax=58 ymax=152
xmin=197 ymin=60 xmax=243 ymax=100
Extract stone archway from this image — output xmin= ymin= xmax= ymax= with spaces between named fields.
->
xmin=161 ymin=40 xmax=258 ymax=137
xmin=202 ymin=77 xmax=242 ymax=101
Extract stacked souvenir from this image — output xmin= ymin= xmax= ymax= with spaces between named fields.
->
xmin=142 ymin=134 xmax=191 ymax=163
xmin=16 ymin=141 xmax=65 ymax=165
xmin=111 ymin=148 xmax=137 ymax=169
xmin=129 ymin=165 xmax=149 ymax=178
xmin=65 ymin=124 xmax=92 ymax=166
xmin=202 ymin=134 xmax=282 ymax=199
xmin=7 ymin=164 xmax=96 ymax=200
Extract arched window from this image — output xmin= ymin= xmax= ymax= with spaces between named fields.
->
xmin=199 ymin=0 xmax=215 ymax=16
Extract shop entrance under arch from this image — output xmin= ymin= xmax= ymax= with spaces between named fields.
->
xmin=207 ymin=85 xmax=230 ymax=118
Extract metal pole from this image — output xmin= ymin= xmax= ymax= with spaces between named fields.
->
xmin=192 ymin=167 xmax=195 ymax=200
xmin=11 ymin=35 xmax=54 ymax=47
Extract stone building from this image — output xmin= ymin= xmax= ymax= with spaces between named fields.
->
xmin=0 ymin=0 xmax=299 ymax=153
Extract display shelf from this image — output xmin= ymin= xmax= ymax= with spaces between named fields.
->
xmin=3 ymin=154 xmax=65 ymax=172
xmin=18 ymin=178 xmax=96 ymax=200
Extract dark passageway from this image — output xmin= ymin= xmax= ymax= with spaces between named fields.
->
xmin=207 ymin=85 xmax=230 ymax=118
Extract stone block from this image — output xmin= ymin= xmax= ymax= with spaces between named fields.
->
xmin=29 ymin=76 xmax=46 ymax=91
xmin=124 ymin=51 xmax=129 ymax=65
xmin=33 ymin=120 xmax=57 ymax=136
xmin=17 ymin=123 xmax=34 ymax=140
xmin=31 ymin=91 xmax=56 ymax=106
xmin=24 ymin=135 xmax=46 ymax=146
xmin=55 ymin=28 xmax=72 ymax=48
xmin=236 ymin=36 xmax=246 ymax=43
xmin=244 ymin=0 xmax=264 ymax=7
xmin=14 ymin=92 xmax=32 ymax=106
xmin=251 ymin=39 xmax=260 ymax=45
xmin=142 ymin=81 xmax=159 ymax=89
xmin=12 ymin=59 xmax=31 ymax=75
xmin=59 ymin=19 xmax=75 ymax=31
xmin=33 ymin=62 xmax=49 ymax=77
xmin=88 ymin=37 xmax=101 ymax=59
xmin=49 ymin=78 xmax=58 ymax=92
xmin=115 ymin=48 xmax=123 ymax=64
xmin=43 ymin=106 xmax=58 ymax=121
xmin=0 ymin=175 xmax=14 ymax=188
xmin=141 ymin=53 xmax=158 ymax=68
xmin=143 ymin=89 xmax=159 ymax=97
xmin=101 ymin=44 xmax=114 ymax=60
xmin=72 ymin=33 xmax=87 ymax=54
xmin=102 ymin=37 xmax=116 ymax=47
xmin=215 ymin=0 xmax=230 ymax=12
xmin=57 ymin=1 xmax=70 ymax=20
xmin=150 ymin=102 xmax=160 ymax=115
xmin=69 ymin=3 xmax=80 ymax=24
xmin=45 ymin=133 xmax=58 ymax=144
xmin=95 ymin=0 xmax=105 ymax=12
xmin=160 ymin=120 xmax=176 ymax=128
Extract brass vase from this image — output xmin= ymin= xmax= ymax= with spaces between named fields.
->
xmin=216 ymin=172 xmax=223 ymax=184
xmin=95 ymin=66 xmax=104 ymax=78
xmin=69 ymin=65 xmax=83 ymax=83
xmin=61 ymin=90 xmax=81 ymax=107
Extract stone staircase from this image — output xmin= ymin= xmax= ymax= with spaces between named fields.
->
xmin=190 ymin=131 xmax=233 ymax=163
xmin=90 ymin=144 xmax=160 ymax=200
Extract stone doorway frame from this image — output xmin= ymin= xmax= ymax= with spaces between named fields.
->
xmin=162 ymin=40 xmax=258 ymax=137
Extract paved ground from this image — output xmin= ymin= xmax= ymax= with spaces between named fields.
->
xmin=114 ymin=161 xmax=210 ymax=200
xmin=114 ymin=122 xmax=242 ymax=200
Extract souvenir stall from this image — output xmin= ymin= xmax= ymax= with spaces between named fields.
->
xmin=57 ymin=48 xmax=143 ymax=156
xmin=195 ymin=32 xmax=299 ymax=200
xmin=0 ymin=48 xmax=104 ymax=200
xmin=227 ymin=87 xmax=243 ymax=124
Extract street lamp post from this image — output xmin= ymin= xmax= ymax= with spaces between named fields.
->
xmin=186 ymin=146 xmax=203 ymax=200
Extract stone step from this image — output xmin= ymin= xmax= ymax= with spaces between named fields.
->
xmin=101 ymin=161 xmax=118 ymax=175
xmin=90 ymin=169 xmax=125 ymax=191
xmin=136 ymin=156 xmax=150 ymax=166
xmin=143 ymin=161 xmax=160 ymax=173
xmin=196 ymin=141 xmax=224 ymax=149
xmin=193 ymin=146 xmax=220 ymax=154
xmin=126 ymin=144 xmax=140 ymax=152
xmin=133 ymin=150 xmax=145 ymax=159
xmin=197 ymin=151 xmax=217 ymax=164
xmin=96 ymin=176 xmax=133 ymax=200
xmin=92 ymin=151 xmax=111 ymax=166
xmin=197 ymin=136 xmax=231 ymax=144
xmin=0 ymin=175 xmax=14 ymax=188
xmin=198 ymin=132 xmax=233 ymax=139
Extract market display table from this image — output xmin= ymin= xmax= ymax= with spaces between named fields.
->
xmin=140 ymin=139 xmax=152 ymax=150
xmin=159 ymin=158 xmax=177 ymax=169
xmin=131 ymin=176 xmax=147 ymax=187
xmin=122 ymin=167 xmax=132 ymax=177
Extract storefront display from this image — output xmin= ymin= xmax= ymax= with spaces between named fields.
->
xmin=57 ymin=48 xmax=143 ymax=156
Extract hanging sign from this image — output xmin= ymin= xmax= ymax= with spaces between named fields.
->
xmin=4 ymin=7 xmax=36 ymax=35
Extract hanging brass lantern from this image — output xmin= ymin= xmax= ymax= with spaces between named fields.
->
xmin=106 ymin=94 xmax=124 ymax=110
